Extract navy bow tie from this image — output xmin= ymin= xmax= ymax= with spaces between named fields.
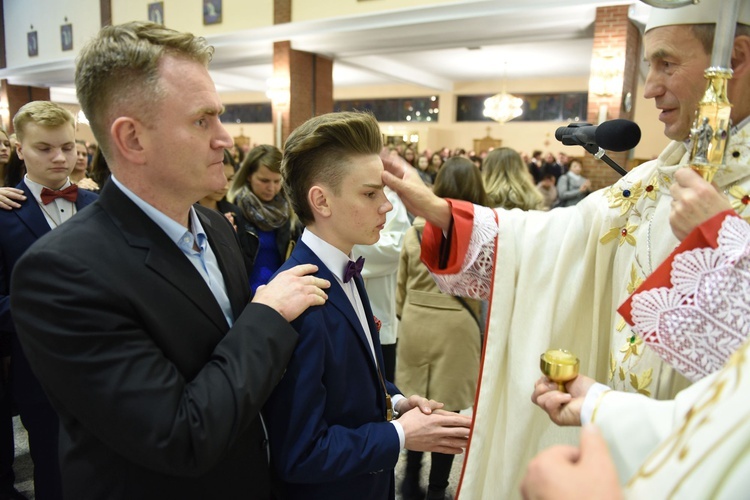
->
xmin=343 ymin=256 xmax=365 ymax=283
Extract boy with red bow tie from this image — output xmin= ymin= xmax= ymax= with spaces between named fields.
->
xmin=0 ymin=101 xmax=98 ymax=500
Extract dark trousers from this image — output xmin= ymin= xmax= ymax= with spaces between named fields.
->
xmin=11 ymin=339 xmax=62 ymax=500
xmin=0 ymin=373 xmax=15 ymax=494
xmin=404 ymin=450 xmax=455 ymax=491
xmin=381 ymin=342 xmax=396 ymax=383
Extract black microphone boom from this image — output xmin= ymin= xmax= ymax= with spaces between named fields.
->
xmin=554 ymin=119 xmax=641 ymax=152
xmin=555 ymin=119 xmax=641 ymax=177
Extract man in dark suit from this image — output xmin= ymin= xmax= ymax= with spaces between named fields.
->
xmin=8 ymin=22 xmax=330 ymax=500
xmin=0 ymin=101 xmax=98 ymax=500
xmin=263 ymin=111 xmax=471 ymax=500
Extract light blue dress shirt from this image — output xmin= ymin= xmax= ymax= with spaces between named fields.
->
xmin=111 ymin=176 xmax=234 ymax=326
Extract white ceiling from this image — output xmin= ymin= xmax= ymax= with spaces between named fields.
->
xmin=0 ymin=0 xmax=654 ymax=102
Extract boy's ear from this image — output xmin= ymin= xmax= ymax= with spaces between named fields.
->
xmin=308 ymin=185 xmax=332 ymax=218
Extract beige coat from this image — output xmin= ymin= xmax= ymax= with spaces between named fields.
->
xmin=395 ymin=218 xmax=482 ymax=411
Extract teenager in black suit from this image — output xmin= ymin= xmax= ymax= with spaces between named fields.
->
xmin=9 ymin=22 xmax=330 ymax=500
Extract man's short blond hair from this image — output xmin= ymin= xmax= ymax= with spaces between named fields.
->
xmin=75 ymin=21 xmax=214 ymax=159
xmin=13 ymin=101 xmax=75 ymax=143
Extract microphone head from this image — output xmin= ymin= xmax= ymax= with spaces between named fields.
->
xmin=594 ymin=119 xmax=641 ymax=152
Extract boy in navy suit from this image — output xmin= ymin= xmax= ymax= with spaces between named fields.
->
xmin=264 ymin=111 xmax=471 ymax=500
xmin=0 ymin=101 xmax=99 ymax=500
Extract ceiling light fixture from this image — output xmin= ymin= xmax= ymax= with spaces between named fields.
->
xmin=483 ymin=62 xmax=523 ymax=124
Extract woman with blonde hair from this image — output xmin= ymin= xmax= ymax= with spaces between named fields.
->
xmin=227 ymin=144 xmax=300 ymax=293
xmin=482 ymin=147 xmax=544 ymax=210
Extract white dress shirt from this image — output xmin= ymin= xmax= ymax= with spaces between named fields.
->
xmin=24 ymin=175 xmax=77 ymax=229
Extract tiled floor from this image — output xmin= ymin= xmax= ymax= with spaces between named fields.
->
xmin=12 ymin=417 xmax=33 ymax=499
xmin=394 ymin=448 xmax=463 ymax=500
xmin=394 ymin=407 xmax=472 ymax=499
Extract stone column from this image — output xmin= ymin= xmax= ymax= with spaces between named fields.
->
xmin=584 ymin=5 xmax=641 ymax=190
xmin=1 ymin=82 xmax=51 ymax=133
xmin=271 ymin=0 xmax=333 ymax=148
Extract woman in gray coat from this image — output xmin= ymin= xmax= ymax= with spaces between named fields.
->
xmin=556 ymin=159 xmax=591 ymax=207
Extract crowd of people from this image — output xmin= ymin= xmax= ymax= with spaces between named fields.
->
xmin=388 ymin=143 xmax=591 ymax=212
xmin=0 ymin=101 xmax=580 ymax=500
xmin=0 ymin=1 xmax=747 ymax=499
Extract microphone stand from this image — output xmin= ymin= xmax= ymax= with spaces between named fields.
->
xmin=582 ymin=143 xmax=628 ymax=177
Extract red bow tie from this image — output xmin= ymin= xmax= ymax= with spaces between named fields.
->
xmin=40 ymin=185 xmax=78 ymax=205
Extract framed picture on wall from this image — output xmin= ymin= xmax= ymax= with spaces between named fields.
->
xmin=148 ymin=2 xmax=165 ymax=25
xmin=27 ymin=31 xmax=38 ymax=57
xmin=203 ymin=0 xmax=222 ymax=25
xmin=60 ymin=24 xmax=73 ymax=51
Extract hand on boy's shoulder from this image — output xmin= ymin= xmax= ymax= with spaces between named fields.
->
xmin=253 ymin=264 xmax=330 ymax=322
xmin=0 ymin=187 xmax=26 ymax=210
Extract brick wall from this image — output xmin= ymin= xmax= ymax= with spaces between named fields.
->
xmin=584 ymin=5 xmax=641 ymax=190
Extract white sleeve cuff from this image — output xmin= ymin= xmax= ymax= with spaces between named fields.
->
xmin=390 ymin=421 xmax=405 ymax=450
xmin=581 ymin=382 xmax=610 ymax=426
xmin=391 ymin=394 xmax=406 ymax=414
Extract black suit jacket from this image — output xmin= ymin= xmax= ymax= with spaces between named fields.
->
xmin=10 ymin=182 xmax=298 ymax=499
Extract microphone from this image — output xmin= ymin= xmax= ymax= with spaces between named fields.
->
xmin=555 ymin=119 xmax=641 ymax=177
xmin=554 ymin=119 xmax=641 ymax=152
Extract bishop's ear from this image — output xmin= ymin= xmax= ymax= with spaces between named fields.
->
xmin=731 ymin=33 xmax=750 ymax=76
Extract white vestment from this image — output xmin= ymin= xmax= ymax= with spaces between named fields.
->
xmin=585 ymin=212 xmax=750 ymax=498
xmin=430 ymin=123 xmax=750 ymax=499
xmin=595 ymin=337 xmax=750 ymax=499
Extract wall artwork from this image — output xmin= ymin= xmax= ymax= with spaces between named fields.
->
xmin=60 ymin=24 xmax=73 ymax=52
xmin=203 ymin=0 xmax=222 ymax=25
xmin=148 ymin=2 xmax=165 ymax=25
xmin=27 ymin=31 xmax=38 ymax=57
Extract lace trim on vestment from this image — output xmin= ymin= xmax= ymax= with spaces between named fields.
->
xmin=432 ymin=205 xmax=498 ymax=300
xmin=631 ymin=216 xmax=750 ymax=382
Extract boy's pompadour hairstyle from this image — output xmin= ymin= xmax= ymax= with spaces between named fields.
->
xmin=281 ymin=111 xmax=383 ymax=225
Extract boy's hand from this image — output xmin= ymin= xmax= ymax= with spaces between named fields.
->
xmin=398 ymin=409 xmax=472 ymax=455
xmin=396 ymin=395 xmax=444 ymax=415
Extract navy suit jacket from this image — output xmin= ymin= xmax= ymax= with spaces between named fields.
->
xmin=0 ymin=181 xmax=98 ymax=410
xmin=264 ymin=240 xmax=401 ymax=500
xmin=0 ymin=180 xmax=98 ymax=336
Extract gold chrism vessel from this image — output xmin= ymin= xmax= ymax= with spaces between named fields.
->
xmin=540 ymin=349 xmax=580 ymax=392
